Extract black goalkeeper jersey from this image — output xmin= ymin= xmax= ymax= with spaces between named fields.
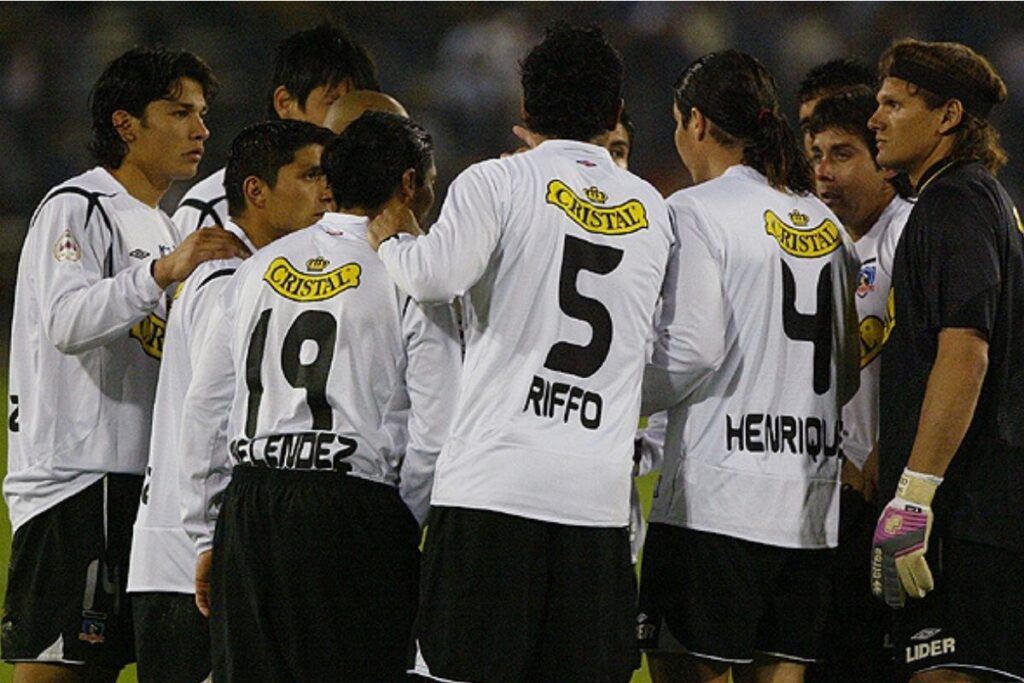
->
xmin=879 ymin=159 xmax=1024 ymax=551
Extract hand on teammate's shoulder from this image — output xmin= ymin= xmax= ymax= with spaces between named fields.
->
xmin=152 ymin=227 xmax=252 ymax=289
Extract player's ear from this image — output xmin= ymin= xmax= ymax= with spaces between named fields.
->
xmin=243 ymin=176 xmax=268 ymax=210
xmin=273 ymin=86 xmax=299 ymax=120
xmin=692 ymin=107 xmax=708 ymax=141
xmin=938 ymin=98 xmax=964 ymax=134
xmin=399 ymin=168 xmax=417 ymax=203
xmin=112 ymin=110 xmax=137 ymax=144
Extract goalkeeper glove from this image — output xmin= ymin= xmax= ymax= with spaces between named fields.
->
xmin=871 ymin=468 xmax=942 ymax=608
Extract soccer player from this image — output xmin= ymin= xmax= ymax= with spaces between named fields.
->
xmin=806 ymin=87 xmax=913 ymax=683
xmin=127 ymin=119 xmax=333 ymax=682
xmin=172 ymin=22 xmax=379 ymax=238
xmin=638 ymin=50 xmax=860 ymax=683
xmin=179 ymin=111 xmax=460 ymax=682
xmin=868 ymin=38 xmax=1024 ymax=682
xmin=368 ymin=23 xmax=672 ymax=683
xmin=797 ymin=57 xmax=877 ymax=154
xmin=2 ymin=47 xmax=248 ymax=682
xmin=323 ymin=89 xmax=408 ymax=134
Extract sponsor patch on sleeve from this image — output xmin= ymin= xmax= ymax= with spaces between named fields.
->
xmin=263 ymin=257 xmax=361 ymax=302
xmin=53 ymin=230 xmax=82 ymax=262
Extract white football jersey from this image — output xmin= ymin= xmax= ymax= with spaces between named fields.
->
xmin=378 ymin=139 xmax=673 ymax=527
xmin=647 ymin=165 xmax=859 ymax=549
xmin=5 ymin=168 xmax=176 ymax=531
xmin=171 ymin=168 xmax=227 ymax=242
xmin=842 ymin=196 xmax=911 ymax=469
xmin=180 ymin=213 xmax=461 ymax=554
xmin=128 ymin=221 xmax=254 ymax=594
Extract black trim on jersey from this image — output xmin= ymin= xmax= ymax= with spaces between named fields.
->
xmin=32 ymin=187 xmax=118 ymax=277
xmin=401 ymin=295 xmax=413 ymax=317
xmin=197 ymin=268 xmax=237 ymax=292
xmin=179 ymin=197 xmax=226 ymax=232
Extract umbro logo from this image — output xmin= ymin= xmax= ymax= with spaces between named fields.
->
xmin=129 ymin=249 xmax=150 ymax=259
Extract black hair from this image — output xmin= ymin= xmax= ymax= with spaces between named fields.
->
xmin=224 ymin=120 xmax=335 ymax=218
xmin=797 ymin=57 xmax=876 ymax=104
xmin=266 ymin=23 xmax=379 ymax=120
xmin=674 ymin=50 xmax=814 ymax=194
xmin=88 ymin=47 xmax=218 ymax=169
xmin=805 ymin=86 xmax=880 ymax=158
xmin=520 ymin=22 xmax=623 ymax=141
xmin=323 ymin=111 xmax=433 ymax=213
xmin=620 ymin=110 xmax=635 ymax=144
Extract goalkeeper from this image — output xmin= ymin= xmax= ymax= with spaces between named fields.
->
xmin=869 ymin=39 xmax=1024 ymax=681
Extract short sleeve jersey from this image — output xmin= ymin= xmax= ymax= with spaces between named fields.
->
xmin=648 ymin=165 xmax=860 ymax=549
xmin=378 ymin=140 xmax=673 ymax=527
xmin=171 ymin=168 xmax=227 ymax=242
xmin=179 ymin=214 xmax=461 ymax=553
xmin=880 ymin=160 xmax=1024 ymax=551
xmin=841 ymin=196 xmax=912 ymax=469
xmin=128 ymin=222 xmax=253 ymax=593
xmin=5 ymin=167 xmax=176 ymax=530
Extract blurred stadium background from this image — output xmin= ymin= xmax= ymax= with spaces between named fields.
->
xmin=1 ymin=3 xmax=1023 ymax=681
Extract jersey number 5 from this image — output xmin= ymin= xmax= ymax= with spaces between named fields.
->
xmin=244 ymin=309 xmax=336 ymax=437
xmin=544 ymin=235 xmax=624 ymax=378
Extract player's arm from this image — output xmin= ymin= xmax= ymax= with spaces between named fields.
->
xmin=642 ymin=202 xmax=726 ymax=415
xmin=398 ymin=297 xmax=463 ymax=525
xmin=370 ymin=164 xmax=505 ymax=303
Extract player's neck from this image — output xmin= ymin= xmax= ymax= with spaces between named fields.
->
xmin=233 ymin=215 xmax=276 ymax=250
xmin=846 ymin=186 xmax=896 ymax=242
xmin=108 ymin=159 xmax=172 ymax=208
xmin=908 ymin=137 xmax=956 ymax=190
xmin=694 ymin=144 xmax=744 ymax=184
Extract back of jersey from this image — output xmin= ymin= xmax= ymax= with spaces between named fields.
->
xmin=223 ymin=215 xmax=408 ymax=483
xmin=650 ymin=165 xmax=858 ymax=549
xmin=430 ymin=140 xmax=672 ymax=527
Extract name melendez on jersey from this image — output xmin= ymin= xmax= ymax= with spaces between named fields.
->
xmin=263 ymin=255 xmax=361 ymax=302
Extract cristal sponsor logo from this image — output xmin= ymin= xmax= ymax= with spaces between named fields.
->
xmin=906 ymin=637 xmax=955 ymax=663
xmin=763 ymin=209 xmax=841 ymax=258
xmin=545 ymin=180 xmax=648 ymax=236
xmin=53 ymin=229 xmax=81 ymax=262
xmin=584 ymin=186 xmax=607 ymax=203
xmin=129 ymin=313 xmax=166 ymax=359
xmin=306 ymin=256 xmax=329 ymax=272
xmin=263 ymin=257 xmax=360 ymax=302
xmin=859 ymin=314 xmax=884 ymax=368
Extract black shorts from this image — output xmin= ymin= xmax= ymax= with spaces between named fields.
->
xmin=806 ymin=488 xmax=897 ymax=682
xmin=210 ymin=466 xmax=420 ymax=682
xmin=412 ymin=506 xmax=638 ymax=683
xmin=893 ymin=534 xmax=1024 ymax=681
xmin=638 ymin=523 xmax=832 ymax=665
xmin=132 ymin=592 xmax=211 ymax=683
xmin=2 ymin=473 xmax=142 ymax=669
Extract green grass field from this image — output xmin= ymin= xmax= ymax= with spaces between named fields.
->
xmin=0 ymin=370 xmax=659 ymax=682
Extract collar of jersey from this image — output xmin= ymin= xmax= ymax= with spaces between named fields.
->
xmin=223 ymin=219 xmax=258 ymax=253
xmin=92 ymin=166 xmax=160 ymax=212
xmin=915 ymin=157 xmax=962 ymax=195
xmin=721 ymin=164 xmax=768 ymax=185
xmin=318 ymin=211 xmax=368 ymax=237
xmin=534 ymin=138 xmax=614 ymax=165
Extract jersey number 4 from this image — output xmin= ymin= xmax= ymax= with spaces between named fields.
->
xmin=544 ymin=235 xmax=624 ymax=378
xmin=781 ymin=260 xmax=833 ymax=395
xmin=244 ymin=309 xmax=336 ymax=438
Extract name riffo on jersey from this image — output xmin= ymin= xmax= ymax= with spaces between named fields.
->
xmin=763 ymin=209 xmax=841 ymax=258
xmin=523 ymin=374 xmax=603 ymax=430
xmin=130 ymin=313 xmax=166 ymax=359
xmin=725 ymin=412 xmax=842 ymax=461
xmin=546 ymin=180 xmax=648 ymax=236
xmin=263 ymin=257 xmax=361 ymax=302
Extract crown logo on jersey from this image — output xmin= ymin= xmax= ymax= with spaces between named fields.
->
xmin=306 ymin=256 xmax=329 ymax=272
xmin=763 ymin=210 xmax=841 ymax=258
xmin=584 ymin=186 xmax=607 ymax=204
xmin=546 ymin=180 xmax=648 ymax=236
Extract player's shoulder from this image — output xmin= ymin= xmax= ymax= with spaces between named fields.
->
xmin=29 ymin=167 xmax=123 ymax=231
xmin=178 ymin=168 xmax=226 ymax=204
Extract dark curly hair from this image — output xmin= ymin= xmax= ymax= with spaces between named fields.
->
xmin=797 ymin=57 xmax=876 ymax=105
xmin=224 ymin=120 xmax=335 ymax=218
xmin=323 ymin=112 xmax=433 ymax=213
xmin=520 ymin=22 xmax=623 ymax=142
xmin=89 ymin=47 xmax=218 ymax=169
xmin=675 ymin=50 xmax=813 ymax=194
xmin=266 ymin=22 xmax=379 ymax=120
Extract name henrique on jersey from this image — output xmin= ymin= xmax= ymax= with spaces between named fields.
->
xmin=128 ymin=222 xmax=254 ymax=594
xmin=841 ymin=196 xmax=911 ymax=469
xmin=171 ymin=167 xmax=226 ymax=243
xmin=378 ymin=140 xmax=673 ymax=527
xmin=648 ymin=165 xmax=859 ymax=549
xmin=179 ymin=213 xmax=461 ymax=554
xmin=6 ymin=167 xmax=176 ymax=530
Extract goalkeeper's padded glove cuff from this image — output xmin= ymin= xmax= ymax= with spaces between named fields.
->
xmin=896 ymin=468 xmax=943 ymax=507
